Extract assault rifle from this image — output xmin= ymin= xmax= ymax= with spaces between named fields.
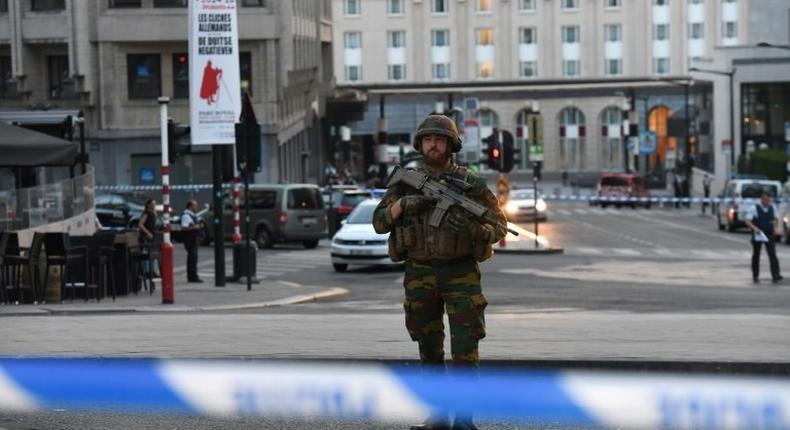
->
xmin=385 ymin=166 xmax=518 ymax=236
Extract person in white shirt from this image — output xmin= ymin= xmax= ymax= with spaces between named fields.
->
xmin=744 ymin=191 xmax=783 ymax=284
xmin=181 ymin=200 xmax=203 ymax=283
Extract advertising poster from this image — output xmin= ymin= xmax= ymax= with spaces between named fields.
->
xmin=188 ymin=0 xmax=242 ymax=145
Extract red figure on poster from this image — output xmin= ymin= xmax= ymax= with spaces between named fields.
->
xmin=199 ymin=60 xmax=223 ymax=105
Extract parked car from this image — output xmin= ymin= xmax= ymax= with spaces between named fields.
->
xmin=331 ymin=198 xmax=399 ymax=272
xmin=504 ymin=188 xmax=547 ymax=222
xmin=212 ymin=183 xmax=327 ymax=249
xmin=95 ymin=193 xmax=161 ymax=228
xmin=323 ymin=188 xmax=374 ymax=231
xmin=594 ymin=173 xmax=651 ymax=208
xmin=717 ymin=179 xmax=782 ymax=232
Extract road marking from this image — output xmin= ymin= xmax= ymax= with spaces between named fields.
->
xmin=628 ymin=210 xmax=747 ymax=245
xmin=612 ymin=248 xmax=642 ymax=256
xmin=557 ymin=209 xmax=573 ymax=216
xmin=573 ymin=208 xmax=589 ymax=216
xmin=256 ymin=271 xmax=285 ymax=276
xmin=276 ymin=280 xmax=303 ymax=288
xmin=575 ymin=247 xmax=603 ymax=255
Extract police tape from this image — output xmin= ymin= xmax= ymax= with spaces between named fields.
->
xmin=94 ymin=184 xmax=769 ymax=206
xmin=0 ymin=358 xmax=788 ymax=429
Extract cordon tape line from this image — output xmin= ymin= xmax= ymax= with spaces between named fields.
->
xmin=0 ymin=358 xmax=788 ymax=429
xmin=95 ymin=184 xmax=765 ymax=205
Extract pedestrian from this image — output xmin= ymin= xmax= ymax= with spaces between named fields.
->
xmin=373 ymin=114 xmax=507 ymax=430
xmin=138 ymin=198 xmax=159 ymax=279
xmin=181 ymin=199 xmax=204 ymax=283
xmin=673 ymin=170 xmax=683 ymax=209
xmin=744 ymin=191 xmax=783 ymax=284
xmin=701 ymin=174 xmax=712 ymax=215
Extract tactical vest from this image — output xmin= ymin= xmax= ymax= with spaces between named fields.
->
xmin=388 ymin=166 xmax=494 ymax=263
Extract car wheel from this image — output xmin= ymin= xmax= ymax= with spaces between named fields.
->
xmin=255 ymin=226 xmax=274 ymax=249
xmin=303 ymin=239 xmax=319 ymax=249
xmin=601 ymin=203 xmax=608 ymax=208
xmin=645 ymin=202 xmax=652 ymax=209
xmin=333 ymin=263 xmax=348 ymax=272
xmin=717 ymin=214 xmax=725 ymax=231
xmin=615 ymin=204 xmax=622 ymax=209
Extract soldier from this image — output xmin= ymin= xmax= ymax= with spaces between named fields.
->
xmin=373 ymin=115 xmax=507 ymax=430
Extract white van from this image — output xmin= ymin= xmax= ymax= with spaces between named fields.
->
xmin=716 ymin=179 xmax=782 ymax=232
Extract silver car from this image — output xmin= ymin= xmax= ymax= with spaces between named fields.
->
xmin=330 ymin=199 xmax=399 ymax=272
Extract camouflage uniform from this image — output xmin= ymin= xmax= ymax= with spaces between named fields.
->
xmin=372 ymin=116 xmax=507 ymax=369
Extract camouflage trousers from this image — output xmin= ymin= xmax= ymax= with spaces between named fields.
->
xmin=403 ymin=256 xmax=488 ymax=368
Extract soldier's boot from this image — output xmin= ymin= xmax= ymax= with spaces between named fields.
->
xmin=451 ymin=415 xmax=478 ymax=430
xmin=410 ymin=415 xmax=452 ymax=430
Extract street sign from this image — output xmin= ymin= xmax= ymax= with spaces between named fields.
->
xmin=529 ymin=144 xmax=544 ymax=162
xmin=189 ymin=0 xmax=242 ymax=145
xmin=639 ymin=131 xmax=657 ymax=155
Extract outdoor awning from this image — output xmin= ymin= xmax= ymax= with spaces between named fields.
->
xmin=0 ymin=121 xmax=78 ymax=167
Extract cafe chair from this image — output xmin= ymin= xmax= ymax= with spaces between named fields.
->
xmin=3 ymin=232 xmax=45 ymax=304
xmin=43 ymin=232 xmax=89 ymax=303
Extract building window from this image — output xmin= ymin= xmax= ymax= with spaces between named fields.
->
xmin=605 ymin=58 xmax=622 ymax=76
xmin=345 ymin=65 xmax=361 ymax=82
xmin=388 ymin=31 xmax=405 ymax=48
xmin=604 ymin=24 xmax=621 ymax=42
xmin=153 ymin=0 xmax=187 ymax=7
xmin=110 ymin=0 xmax=142 ymax=7
xmin=476 ymin=109 xmax=499 ymax=127
xmin=388 ymin=64 xmax=405 ymax=81
xmin=431 ymin=0 xmax=448 ymax=14
xmin=600 ymin=106 xmax=623 ymax=171
xmin=31 ymin=0 xmax=65 ymax=11
xmin=48 ymin=55 xmax=76 ymax=99
xmin=519 ymin=27 xmax=537 ymax=44
xmin=432 ymin=63 xmax=450 ymax=80
xmin=690 ymin=0 xmax=703 ymax=4
xmin=344 ymin=0 xmax=360 ymax=16
xmin=654 ymin=0 xmax=668 ymax=5
xmin=562 ymin=0 xmax=578 ymax=10
xmin=477 ymin=62 xmax=493 ymax=78
xmin=127 ymin=54 xmax=161 ymax=100
xmin=387 ymin=0 xmax=404 ymax=15
xmin=431 ymin=29 xmax=449 ymax=46
xmin=172 ymin=53 xmax=189 ymax=99
xmin=241 ymin=0 xmax=265 ymax=6
xmin=559 ymin=107 xmax=586 ymax=171
xmin=563 ymin=60 xmax=580 ymax=77
xmin=476 ymin=0 xmax=492 ymax=13
xmin=0 ymin=56 xmax=18 ymax=99
xmin=476 ymin=28 xmax=494 ymax=45
xmin=240 ymin=52 xmax=252 ymax=95
xmin=605 ymin=0 xmax=621 ymax=8
xmin=690 ymin=23 xmax=704 ymax=39
xmin=654 ymin=57 xmax=670 ymax=74
xmin=653 ymin=24 xmax=669 ymax=40
xmin=344 ymin=32 xmax=361 ymax=49
xmin=518 ymin=0 xmax=535 ymax=11
xmin=519 ymin=61 xmax=537 ymax=78
xmin=562 ymin=26 xmax=579 ymax=43
xmin=723 ymin=21 xmax=738 ymax=38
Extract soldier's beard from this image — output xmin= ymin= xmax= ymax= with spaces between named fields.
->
xmin=423 ymin=149 xmax=451 ymax=171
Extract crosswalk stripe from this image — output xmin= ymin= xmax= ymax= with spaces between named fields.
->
xmin=557 ymin=209 xmax=573 ymax=216
xmin=575 ymin=247 xmax=603 ymax=255
xmin=612 ymin=248 xmax=643 ymax=256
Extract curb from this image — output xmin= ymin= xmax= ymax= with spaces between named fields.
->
xmin=0 ymin=287 xmax=350 ymax=316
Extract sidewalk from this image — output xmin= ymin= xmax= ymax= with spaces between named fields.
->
xmin=0 ymin=270 xmax=349 ymax=316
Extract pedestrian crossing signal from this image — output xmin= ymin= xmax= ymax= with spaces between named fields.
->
xmin=481 ymin=129 xmax=502 ymax=171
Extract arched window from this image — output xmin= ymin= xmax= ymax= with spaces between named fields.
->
xmin=475 ymin=108 xmax=499 ymax=139
xmin=648 ymin=105 xmax=674 ymax=170
xmin=516 ymin=109 xmax=538 ymax=171
xmin=600 ymin=106 xmax=623 ymax=171
xmin=558 ymin=107 xmax=586 ymax=171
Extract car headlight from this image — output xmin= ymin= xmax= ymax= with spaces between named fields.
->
xmin=505 ymin=201 xmax=519 ymax=214
xmin=535 ymin=199 xmax=547 ymax=212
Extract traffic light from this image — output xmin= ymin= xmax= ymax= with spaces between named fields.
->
xmin=481 ymin=129 xmax=502 ymax=171
xmin=500 ymin=130 xmax=519 ymax=173
xmin=235 ymin=92 xmax=262 ymax=173
xmin=167 ymin=119 xmax=191 ymax=164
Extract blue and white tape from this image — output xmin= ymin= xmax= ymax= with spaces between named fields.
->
xmin=0 ymin=358 xmax=788 ymax=429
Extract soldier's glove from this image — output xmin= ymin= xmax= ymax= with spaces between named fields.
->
xmin=400 ymin=195 xmax=437 ymax=216
xmin=446 ymin=212 xmax=489 ymax=241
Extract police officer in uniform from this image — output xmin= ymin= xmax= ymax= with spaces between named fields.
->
xmin=181 ymin=200 xmax=204 ymax=283
xmin=373 ymin=115 xmax=507 ymax=430
xmin=744 ymin=191 xmax=783 ymax=283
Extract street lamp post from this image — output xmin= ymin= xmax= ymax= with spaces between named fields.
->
xmin=689 ymin=67 xmax=737 ymax=170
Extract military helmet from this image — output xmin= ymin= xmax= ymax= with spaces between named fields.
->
xmin=412 ymin=114 xmax=463 ymax=153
